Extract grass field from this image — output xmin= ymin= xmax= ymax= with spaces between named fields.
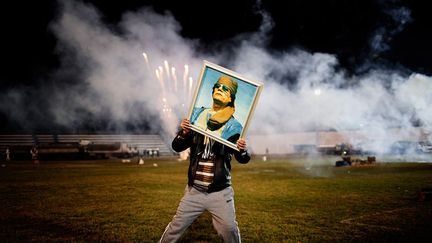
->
xmin=0 ymin=155 xmax=431 ymax=242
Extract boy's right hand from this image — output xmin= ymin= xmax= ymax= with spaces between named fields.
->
xmin=180 ymin=119 xmax=191 ymax=135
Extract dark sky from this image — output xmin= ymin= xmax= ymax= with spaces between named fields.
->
xmin=0 ymin=0 xmax=431 ymax=132
xmin=1 ymin=0 xmax=431 ymax=87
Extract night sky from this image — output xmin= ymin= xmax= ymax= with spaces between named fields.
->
xmin=1 ymin=0 xmax=431 ymax=132
xmin=2 ymin=0 xmax=431 ymax=84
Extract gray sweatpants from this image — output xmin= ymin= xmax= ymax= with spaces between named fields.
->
xmin=159 ymin=186 xmax=241 ymax=243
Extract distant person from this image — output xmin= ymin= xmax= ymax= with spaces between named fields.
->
xmin=190 ymin=76 xmax=242 ymax=141
xmin=5 ymin=147 xmax=10 ymax=162
xmin=30 ymin=146 xmax=39 ymax=167
xmin=159 ymin=118 xmax=250 ymax=242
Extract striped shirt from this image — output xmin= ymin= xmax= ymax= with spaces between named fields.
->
xmin=193 ymin=161 xmax=214 ymax=191
xmin=193 ymin=136 xmax=215 ymax=191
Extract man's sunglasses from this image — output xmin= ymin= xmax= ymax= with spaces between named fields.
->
xmin=213 ymin=83 xmax=230 ymax=93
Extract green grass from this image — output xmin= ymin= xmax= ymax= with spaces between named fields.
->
xmin=0 ymin=156 xmax=431 ymax=242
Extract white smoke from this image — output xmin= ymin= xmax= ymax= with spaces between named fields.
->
xmin=1 ymin=0 xmax=431 ymax=156
xmin=49 ymin=0 xmax=204 ymax=136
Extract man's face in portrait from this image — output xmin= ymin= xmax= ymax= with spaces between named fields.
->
xmin=212 ymin=83 xmax=232 ymax=106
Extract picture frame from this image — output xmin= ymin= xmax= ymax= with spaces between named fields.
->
xmin=187 ymin=60 xmax=263 ymax=151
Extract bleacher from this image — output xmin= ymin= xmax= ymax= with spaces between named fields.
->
xmin=57 ymin=134 xmax=172 ymax=155
xmin=0 ymin=134 xmax=173 ymax=156
xmin=0 ymin=134 xmax=34 ymax=149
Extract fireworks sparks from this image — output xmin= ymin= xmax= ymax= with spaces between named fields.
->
xmin=142 ymin=52 xmax=150 ymax=71
xmin=183 ymin=64 xmax=189 ymax=97
xmin=189 ymin=76 xmax=193 ymax=98
xmin=142 ymin=52 xmax=195 ymax=136
xmin=171 ymin=67 xmax=178 ymax=92
xmin=164 ymin=60 xmax=171 ymax=81
xmin=142 ymin=52 xmax=194 ymax=101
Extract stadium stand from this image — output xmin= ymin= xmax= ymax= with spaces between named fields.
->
xmin=0 ymin=134 xmax=34 ymax=149
xmin=0 ymin=135 xmax=35 ymax=160
xmin=0 ymin=134 xmax=173 ymax=159
xmin=57 ymin=134 xmax=172 ymax=156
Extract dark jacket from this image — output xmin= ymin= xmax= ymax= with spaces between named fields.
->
xmin=172 ymin=130 xmax=250 ymax=193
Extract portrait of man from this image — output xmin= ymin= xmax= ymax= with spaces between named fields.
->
xmin=191 ymin=75 xmax=242 ymax=142
xmin=188 ymin=61 xmax=262 ymax=151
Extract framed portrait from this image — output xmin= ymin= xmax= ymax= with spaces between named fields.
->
xmin=187 ymin=60 xmax=263 ymax=151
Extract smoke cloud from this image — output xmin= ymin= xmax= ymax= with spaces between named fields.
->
xmin=0 ymin=0 xmax=431 ymax=156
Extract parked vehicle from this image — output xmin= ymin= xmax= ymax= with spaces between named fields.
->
xmin=85 ymin=142 xmax=133 ymax=159
xmin=38 ymin=142 xmax=85 ymax=160
xmin=418 ymin=141 xmax=432 ymax=153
